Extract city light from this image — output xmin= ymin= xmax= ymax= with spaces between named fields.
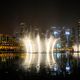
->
xmin=65 ymin=31 xmax=70 ymax=35
xmin=0 ymin=25 xmax=79 ymax=76
xmin=53 ymin=31 xmax=58 ymax=35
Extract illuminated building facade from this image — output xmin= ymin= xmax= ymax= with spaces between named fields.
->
xmin=0 ymin=34 xmax=22 ymax=62
xmin=48 ymin=26 xmax=74 ymax=70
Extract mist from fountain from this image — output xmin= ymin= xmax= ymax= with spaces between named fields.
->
xmin=20 ymin=31 xmax=58 ymax=71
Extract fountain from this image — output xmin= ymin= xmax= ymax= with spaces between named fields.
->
xmin=20 ymin=31 xmax=58 ymax=71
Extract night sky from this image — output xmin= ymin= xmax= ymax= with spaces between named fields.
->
xmin=0 ymin=0 xmax=80 ymax=34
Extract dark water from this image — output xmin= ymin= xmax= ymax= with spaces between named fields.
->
xmin=0 ymin=57 xmax=80 ymax=80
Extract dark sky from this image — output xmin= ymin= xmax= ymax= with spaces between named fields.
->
xmin=0 ymin=0 xmax=80 ymax=34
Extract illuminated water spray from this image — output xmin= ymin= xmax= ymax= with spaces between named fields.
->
xmin=73 ymin=44 xmax=80 ymax=58
xmin=51 ymin=39 xmax=58 ymax=66
xmin=45 ymin=37 xmax=51 ymax=67
xmin=22 ymin=36 xmax=32 ymax=68
xmin=20 ymin=32 xmax=58 ymax=71
xmin=36 ymin=34 xmax=42 ymax=71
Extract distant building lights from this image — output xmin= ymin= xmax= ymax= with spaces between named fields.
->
xmin=65 ymin=31 xmax=70 ymax=35
xmin=53 ymin=31 xmax=58 ymax=35
xmin=66 ymin=66 xmax=70 ymax=71
xmin=56 ymin=43 xmax=61 ymax=48
xmin=57 ymin=53 xmax=61 ymax=59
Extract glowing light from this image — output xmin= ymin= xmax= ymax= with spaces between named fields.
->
xmin=36 ymin=34 xmax=42 ymax=70
xmin=21 ymin=35 xmax=35 ymax=68
xmin=20 ymin=32 xmax=58 ymax=71
xmin=73 ymin=44 xmax=80 ymax=58
xmin=45 ymin=36 xmax=51 ymax=67
xmin=65 ymin=31 xmax=70 ymax=35
xmin=53 ymin=64 xmax=58 ymax=71
xmin=65 ymin=62 xmax=71 ymax=73
xmin=27 ymin=37 xmax=33 ymax=68
xmin=53 ymin=31 xmax=58 ymax=35
xmin=66 ymin=66 xmax=70 ymax=71
xmin=51 ymin=38 xmax=58 ymax=67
